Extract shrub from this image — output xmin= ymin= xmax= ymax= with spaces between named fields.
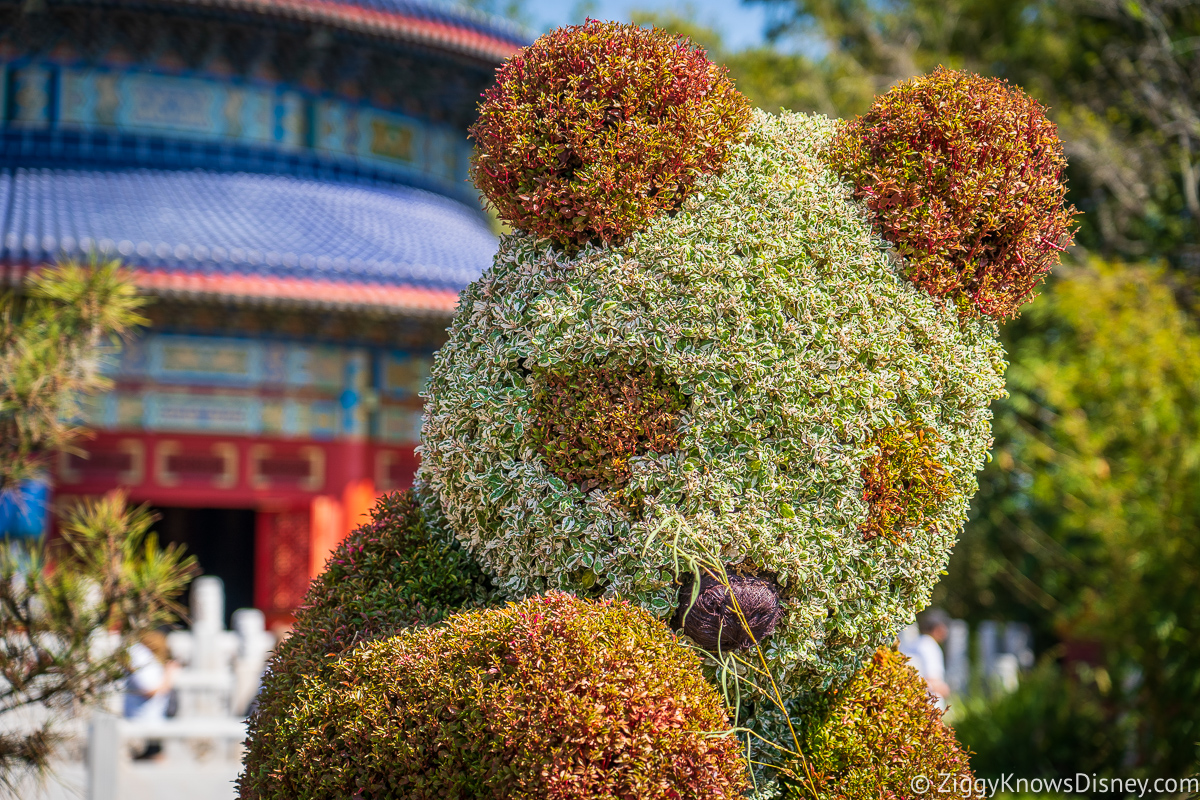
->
xmin=531 ymin=362 xmax=686 ymax=493
xmin=826 ymin=67 xmax=1077 ymax=319
xmin=781 ymin=648 xmax=975 ymax=800
xmin=469 ymin=19 xmax=751 ymax=247
xmin=238 ymin=489 xmax=498 ymax=800
xmin=265 ymin=592 xmax=749 ymax=800
xmin=859 ymin=423 xmax=953 ymax=543
xmin=951 ymin=661 xmax=1126 ymax=782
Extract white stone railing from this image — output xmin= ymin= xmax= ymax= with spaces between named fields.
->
xmin=87 ymin=714 xmax=247 ymax=800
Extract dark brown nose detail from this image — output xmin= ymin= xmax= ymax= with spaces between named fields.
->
xmin=672 ymin=572 xmax=782 ymax=652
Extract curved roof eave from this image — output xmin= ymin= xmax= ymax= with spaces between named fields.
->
xmin=133 ymin=269 xmax=463 ymax=317
xmin=66 ymin=0 xmax=529 ymax=64
xmin=1 ymin=263 xmax=463 ymax=317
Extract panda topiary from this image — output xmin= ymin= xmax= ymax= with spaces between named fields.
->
xmin=240 ymin=20 xmax=1075 ymax=800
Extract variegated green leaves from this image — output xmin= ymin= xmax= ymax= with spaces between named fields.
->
xmin=418 ymin=109 xmax=1006 ymax=700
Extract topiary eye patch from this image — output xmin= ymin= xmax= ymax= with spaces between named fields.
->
xmin=859 ymin=423 xmax=953 ymax=543
xmin=530 ymin=361 xmax=686 ymax=493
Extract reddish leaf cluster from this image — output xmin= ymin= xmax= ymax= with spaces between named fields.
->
xmin=238 ymin=490 xmax=498 ymax=800
xmin=532 ymin=362 xmax=686 ymax=492
xmin=270 ymin=593 xmax=749 ymax=800
xmin=785 ymin=648 xmax=976 ymax=800
xmin=827 ymin=67 xmax=1077 ymax=319
xmin=470 ymin=20 xmax=751 ymax=247
xmin=859 ymin=424 xmax=953 ymax=543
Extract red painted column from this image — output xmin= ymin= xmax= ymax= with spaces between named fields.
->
xmin=255 ymin=506 xmax=312 ymax=628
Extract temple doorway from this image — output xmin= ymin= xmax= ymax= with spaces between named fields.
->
xmin=151 ymin=506 xmax=257 ymax=627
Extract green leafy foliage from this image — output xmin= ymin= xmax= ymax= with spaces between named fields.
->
xmin=859 ymin=423 xmax=953 ymax=543
xmin=0 ymin=262 xmax=192 ymax=788
xmin=627 ymin=10 xmax=877 ymax=123
xmin=780 ymin=648 xmax=974 ymax=800
xmin=531 ymin=362 xmax=686 ymax=493
xmin=0 ymin=256 xmax=148 ymax=490
xmin=469 ymin=19 xmax=751 ymax=247
xmin=951 ymin=661 xmax=1127 ymax=782
xmin=936 ymin=262 xmax=1200 ymax=773
xmin=238 ymin=489 xmax=499 ymax=800
xmin=827 ymin=68 xmax=1076 ymax=319
xmin=0 ymin=492 xmax=196 ymax=788
xmin=260 ymin=592 xmax=748 ymax=800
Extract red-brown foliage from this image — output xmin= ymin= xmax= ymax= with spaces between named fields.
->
xmin=859 ymin=423 xmax=953 ymax=543
xmin=531 ymin=362 xmax=686 ymax=492
xmin=827 ymin=68 xmax=1077 ymax=319
xmin=238 ymin=490 xmax=498 ymax=799
xmin=264 ymin=593 xmax=749 ymax=799
xmin=470 ymin=20 xmax=751 ymax=247
xmin=785 ymin=648 xmax=976 ymax=799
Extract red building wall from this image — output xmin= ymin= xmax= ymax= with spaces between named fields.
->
xmin=55 ymin=430 xmax=420 ymax=625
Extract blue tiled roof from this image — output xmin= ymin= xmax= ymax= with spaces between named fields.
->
xmin=0 ymin=167 xmax=497 ymax=292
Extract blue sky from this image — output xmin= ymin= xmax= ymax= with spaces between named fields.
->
xmin=520 ymin=0 xmax=773 ymax=51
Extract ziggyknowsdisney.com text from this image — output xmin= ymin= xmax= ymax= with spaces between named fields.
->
xmin=910 ymin=773 xmax=1200 ymax=797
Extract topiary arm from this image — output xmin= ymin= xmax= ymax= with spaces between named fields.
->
xmin=238 ymin=488 xmax=499 ymax=800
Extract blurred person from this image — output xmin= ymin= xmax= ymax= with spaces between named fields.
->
xmin=900 ymin=608 xmax=951 ymax=703
xmin=124 ymin=630 xmax=178 ymax=760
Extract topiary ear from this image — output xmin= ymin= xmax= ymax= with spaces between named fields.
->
xmin=469 ymin=20 xmax=751 ymax=248
xmin=826 ymin=67 xmax=1078 ymax=320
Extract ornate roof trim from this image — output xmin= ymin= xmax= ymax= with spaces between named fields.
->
xmin=134 ymin=268 xmax=461 ymax=316
xmin=2 ymin=263 xmax=461 ymax=316
xmin=0 ymin=167 xmax=493 ymax=318
xmin=74 ymin=0 xmax=529 ymax=63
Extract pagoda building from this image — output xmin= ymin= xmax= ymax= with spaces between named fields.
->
xmin=0 ymin=0 xmax=524 ymax=623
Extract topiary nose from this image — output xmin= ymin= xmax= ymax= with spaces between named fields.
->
xmin=673 ymin=571 xmax=782 ymax=652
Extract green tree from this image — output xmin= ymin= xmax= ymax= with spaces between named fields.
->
xmin=0 ymin=260 xmax=196 ymax=788
xmin=936 ymin=262 xmax=1200 ymax=773
xmin=0 ymin=494 xmax=196 ymax=788
xmin=459 ymin=0 xmax=531 ymax=28
xmin=747 ymin=0 xmax=1200 ymax=261
xmin=629 ymin=9 xmax=875 ymax=119
xmin=1 ymin=257 xmax=148 ymax=490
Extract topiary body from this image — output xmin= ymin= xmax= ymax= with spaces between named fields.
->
xmin=263 ymin=592 xmax=748 ymax=800
xmin=242 ymin=24 xmax=1077 ymax=800
xmin=420 ymin=108 xmax=1006 ymax=701
xmin=238 ymin=490 xmax=498 ymax=800
xmin=777 ymin=648 xmax=975 ymax=800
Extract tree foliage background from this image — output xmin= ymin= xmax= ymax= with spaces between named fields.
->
xmin=0 ymin=261 xmax=196 ymax=790
xmin=636 ymin=0 xmax=1200 ymax=778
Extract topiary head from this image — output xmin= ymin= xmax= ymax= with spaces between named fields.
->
xmin=423 ymin=106 xmax=1009 ymax=702
xmin=826 ymin=67 xmax=1078 ymax=320
xmin=263 ymin=592 xmax=749 ymax=800
xmin=425 ymin=53 xmax=1073 ymax=722
xmin=469 ymin=19 xmax=751 ymax=247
